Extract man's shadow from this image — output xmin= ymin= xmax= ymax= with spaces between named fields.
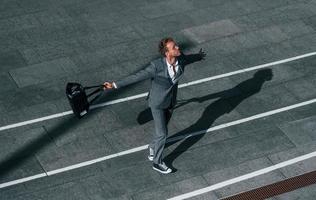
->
xmin=155 ymin=69 xmax=272 ymax=171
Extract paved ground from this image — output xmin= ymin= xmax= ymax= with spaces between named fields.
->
xmin=1 ymin=0 xmax=316 ymax=199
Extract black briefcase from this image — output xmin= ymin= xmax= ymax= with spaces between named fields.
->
xmin=66 ymin=82 xmax=103 ymax=118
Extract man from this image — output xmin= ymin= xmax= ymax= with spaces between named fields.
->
xmin=104 ymin=37 xmax=206 ymax=174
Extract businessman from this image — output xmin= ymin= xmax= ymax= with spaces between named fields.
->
xmin=104 ymin=37 xmax=206 ymax=174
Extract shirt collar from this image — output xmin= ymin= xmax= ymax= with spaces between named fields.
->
xmin=166 ymin=58 xmax=178 ymax=68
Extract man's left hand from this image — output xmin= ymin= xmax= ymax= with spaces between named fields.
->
xmin=198 ymin=48 xmax=206 ymax=60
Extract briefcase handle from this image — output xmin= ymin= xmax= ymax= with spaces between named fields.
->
xmin=84 ymin=85 xmax=104 ymax=90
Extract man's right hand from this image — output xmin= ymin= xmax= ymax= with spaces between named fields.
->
xmin=103 ymin=81 xmax=114 ymax=90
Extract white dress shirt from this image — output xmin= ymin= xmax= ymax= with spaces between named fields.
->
xmin=166 ymin=59 xmax=179 ymax=83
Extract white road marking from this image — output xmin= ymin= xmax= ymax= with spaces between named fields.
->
xmin=1 ymin=98 xmax=316 ymax=189
xmin=167 ymin=151 xmax=316 ymax=200
xmin=0 ymin=52 xmax=315 ymax=132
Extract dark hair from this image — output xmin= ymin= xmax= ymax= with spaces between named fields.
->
xmin=158 ymin=37 xmax=174 ymax=57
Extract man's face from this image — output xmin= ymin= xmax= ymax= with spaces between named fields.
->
xmin=165 ymin=41 xmax=181 ymax=57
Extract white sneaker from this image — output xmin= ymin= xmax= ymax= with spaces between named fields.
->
xmin=148 ymin=148 xmax=154 ymax=161
xmin=152 ymin=162 xmax=172 ymax=174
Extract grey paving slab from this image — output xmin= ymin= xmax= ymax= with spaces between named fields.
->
xmin=287 ymin=54 xmax=316 ymax=75
xmin=164 ymin=126 xmax=295 ymax=176
xmin=138 ymin=0 xmax=195 ymax=19
xmin=227 ymin=84 xmax=299 ymax=117
xmin=0 ymin=83 xmax=65 ymax=113
xmin=202 ymin=157 xmax=285 ymax=199
xmin=133 ymin=13 xmax=196 ymax=38
xmin=231 ymin=111 xmax=296 ymax=136
xmin=9 ymin=57 xmax=79 ymax=87
xmin=229 ymin=63 xmax=305 ymax=90
xmin=0 ymin=127 xmax=47 ymax=183
xmin=278 ymin=115 xmax=316 ymax=146
xmin=276 ymin=20 xmax=315 ymax=38
xmin=43 ymin=108 xmax=124 ymax=146
xmin=78 ymin=174 xmax=131 ymax=200
xmin=0 ymin=50 xmax=26 ymax=71
xmin=228 ymin=46 xmax=279 ymax=69
xmin=303 ymin=15 xmax=316 ymax=30
xmin=0 ymin=11 xmax=59 ymax=35
xmin=288 ymin=33 xmax=316 ymax=54
xmin=187 ymin=192 xmax=219 ymax=200
xmin=0 ymin=72 xmax=17 ymax=93
xmin=182 ymin=20 xmax=241 ymax=44
xmin=215 ymin=170 xmax=285 ymax=199
xmin=274 ymin=184 xmax=316 ymax=200
xmin=0 ymin=98 xmax=69 ymax=127
xmin=175 ymin=77 xmax=241 ymax=112
xmin=284 ymin=74 xmax=316 ymax=101
xmin=104 ymin=122 xmax=155 ymax=151
xmin=230 ymin=30 xmax=267 ymax=50
xmin=36 ymin=117 xmax=117 ymax=171
xmin=131 ymin=176 xmax=210 ymax=200
xmin=288 ymin=102 xmax=316 ymax=120
xmin=0 ymin=184 xmax=31 ymax=200
xmin=28 ymin=181 xmax=90 ymax=200
xmin=20 ymin=39 xmax=83 ymax=65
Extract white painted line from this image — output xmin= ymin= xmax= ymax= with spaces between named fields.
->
xmin=167 ymin=151 xmax=316 ymax=200
xmin=1 ymin=98 xmax=316 ymax=189
xmin=0 ymin=173 xmax=47 ymax=189
xmin=0 ymin=52 xmax=315 ymax=132
xmin=46 ymin=144 xmax=148 ymax=176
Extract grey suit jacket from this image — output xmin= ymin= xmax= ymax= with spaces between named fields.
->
xmin=115 ymin=53 xmax=202 ymax=109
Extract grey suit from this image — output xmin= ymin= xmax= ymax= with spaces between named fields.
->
xmin=115 ymin=53 xmax=202 ymax=164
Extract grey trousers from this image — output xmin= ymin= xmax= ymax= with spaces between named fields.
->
xmin=149 ymin=107 xmax=173 ymax=164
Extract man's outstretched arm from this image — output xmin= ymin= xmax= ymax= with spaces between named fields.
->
xmin=182 ymin=48 xmax=206 ymax=66
xmin=104 ymin=62 xmax=156 ymax=90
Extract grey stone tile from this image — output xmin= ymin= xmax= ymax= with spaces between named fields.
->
xmin=284 ymin=75 xmax=316 ymax=101
xmin=0 ymin=83 xmax=66 ymax=113
xmin=164 ymin=126 xmax=295 ymax=176
xmin=228 ymin=46 xmax=277 ymax=69
xmin=288 ymin=33 xmax=316 ymax=54
xmin=138 ymin=0 xmax=195 ymax=19
xmin=278 ymin=115 xmax=316 ymax=146
xmin=78 ymin=174 xmax=131 ymax=200
xmin=29 ymin=181 xmax=90 ymax=200
xmin=303 ymin=15 xmax=316 ymax=30
xmin=228 ymin=84 xmax=299 ymax=117
xmin=215 ymin=170 xmax=284 ymax=199
xmin=274 ymin=184 xmax=316 ymax=200
xmin=77 ymin=25 xmax=142 ymax=53
xmin=276 ymin=20 xmax=315 ymax=39
xmin=36 ymin=123 xmax=116 ymax=171
xmin=253 ymin=26 xmax=289 ymax=44
xmin=287 ymin=54 xmax=316 ymax=75
xmin=187 ymin=192 xmax=219 ymax=200
xmin=0 ymin=127 xmax=47 ymax=183
xmin=288 ymin=102 xmax=316 ymax=120
xmin=230 ymin=31 xmax=267 ymax=50
xmin=133 ymin=13 xmax=196 ymax=38
xmin=23 ymin=162 xmax=103 ymax=192
xmin=43 ymin=108 xmax=124 ymax=146
xmin=0 ymin=72 xmax=17 ymax=93
xmin=231 ymin=111 xmax=296 ymax=136
xmin=104 ymin=123 xmax=154 ymax=151
xmin=269 ymin=143 xmax=316 ymax=178
xmin=131 ymin=176 xmax=209 ymax=200
xmin=9 ymin=57 xmax=79 ymax=87
xmin=0 ymin=184 xmax=34 ymax=200
xmin=0 ymin=50 xmax=26 ymax=71
xmin=202 ymin=157 xmax=284 ymax=198
xmin=182 ymin=20 xmax=241 ymax=44
xmin=21 ymin=39 xmax=83 ymax=65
